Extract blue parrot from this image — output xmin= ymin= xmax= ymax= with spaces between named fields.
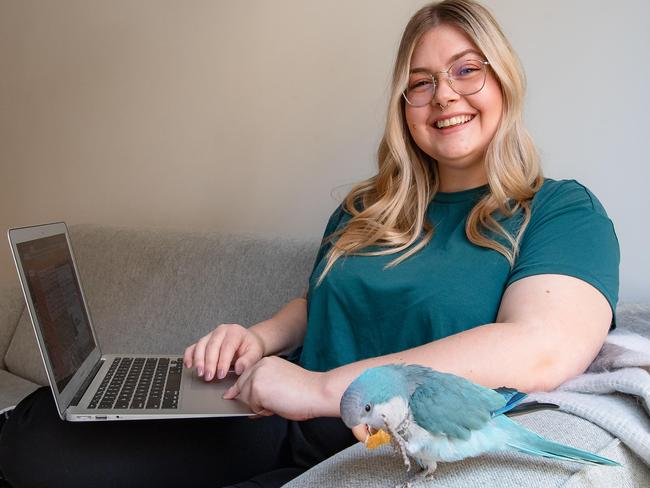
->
xmin=340 ymin=364 xmax=620 ymax=486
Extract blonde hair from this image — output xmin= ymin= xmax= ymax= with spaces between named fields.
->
xmin=316 ymin=0 xmax=543 ymax=286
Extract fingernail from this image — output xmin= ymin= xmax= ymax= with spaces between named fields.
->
xmin=235 ymin=365 xmax=242 ymax=375
xmin=197 ymin=367 xmax=203 ymax=377
xmin=217 ymin=368 xmax=224 ymax=379
xmin=205 ymin=371 xmax=213 ymax=381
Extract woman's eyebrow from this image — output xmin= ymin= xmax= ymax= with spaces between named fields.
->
xmin=409 ymin=48 xmax=482 ymax=74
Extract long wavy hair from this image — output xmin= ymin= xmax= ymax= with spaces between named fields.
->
xmin=316 ymin=0 xmax=543 ymax=286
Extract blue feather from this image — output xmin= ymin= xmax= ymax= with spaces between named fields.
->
xmin=492 ymin=387 xmax=528 ymax=416
xmin=494 ymin=415 xmax=621 ymax=466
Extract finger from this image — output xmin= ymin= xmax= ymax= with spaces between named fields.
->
xmin=203 ymin=330 xmax=227 ymax=381
xmin=223 ymin=362 xmax=254 ymax=400
xmin=192 ymin=334 xmax=212 ymax=377
xmin=222 ymin=378 xmax=241 ymax=400
xmin=248 ymin=409 xmax=273 ymax=419
xmin=183 ymin=344 xmax=196 ymax=368
xmin=216 ymin=336 xmax=238 ymax=380
xmin=233 ymin=346 xmax=258 ymax=375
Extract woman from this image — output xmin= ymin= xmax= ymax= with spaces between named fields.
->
xmin=188 ymin=0 xmax=617 ymax=419
xmin=0 ymin=1 xmax=619 ymax=487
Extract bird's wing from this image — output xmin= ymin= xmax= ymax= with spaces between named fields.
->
xmin=406 ymin=366 xmax=506 ymax=441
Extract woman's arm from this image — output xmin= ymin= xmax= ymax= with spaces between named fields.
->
xmin=313 ymin=273 xmax=612 ymax=417
xmin=224 ymin=273 xmax=611 ymax=420
xmin=249 ymin=297 xmax=307 ymax=356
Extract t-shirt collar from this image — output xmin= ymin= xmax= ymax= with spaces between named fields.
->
xmin=433 ymin=184 xmax=490 ymax=203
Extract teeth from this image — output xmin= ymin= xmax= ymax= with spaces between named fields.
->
xmin=435 ymin=114 xmax=474 ymax=129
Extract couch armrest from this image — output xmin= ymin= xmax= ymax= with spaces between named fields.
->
xmin=0 ymin=284 xmax=25 ymax=370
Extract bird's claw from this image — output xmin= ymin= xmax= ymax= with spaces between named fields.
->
xmin=395 ymin=464 xmax=437 ymax=488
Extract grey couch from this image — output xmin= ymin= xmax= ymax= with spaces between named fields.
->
xmin=1 ymin=224 xmax=648 ymax=487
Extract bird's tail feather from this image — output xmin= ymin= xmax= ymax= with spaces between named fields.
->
xmin=496 ymin=416 xmax=621 ymax=467
xmin=508 ymin=438 xmax=621 ymax=466
xmin=506 ymin=401 xmax=559 ymax=417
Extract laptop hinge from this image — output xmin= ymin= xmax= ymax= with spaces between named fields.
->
xmin=70 ymin=359 xmax=105 ymax=407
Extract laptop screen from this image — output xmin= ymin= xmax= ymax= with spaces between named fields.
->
xmin=16 ymin=233 xmax=96 ymax=392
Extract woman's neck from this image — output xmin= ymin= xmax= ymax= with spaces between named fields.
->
xmin=437 ymin=175 xmax=488 ymax=193
xmin=436 ymin=161 xmax=488 ymax=193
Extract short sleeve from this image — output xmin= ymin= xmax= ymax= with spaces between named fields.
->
xmin=309 ymin=204 xmax=349 ymax=277
xmin=506 ymin=180 xmax=620 ymax=319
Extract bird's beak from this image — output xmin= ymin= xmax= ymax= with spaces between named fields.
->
xmin=351 ymin=424 xmax=368 ymax=443
xmin=351 ymin=424 xmax=392 ymax=449
xmin=351 ymin=424 xmax=381 ymax=443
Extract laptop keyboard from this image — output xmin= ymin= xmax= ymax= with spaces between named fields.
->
xmin=88 ymin=357 xmax=182 ymax=410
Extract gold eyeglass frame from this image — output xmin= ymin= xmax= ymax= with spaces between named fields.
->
xmin=403 ymin=59 xmax=491 ymax=107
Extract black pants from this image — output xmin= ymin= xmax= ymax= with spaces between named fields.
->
xmin=0 ymin=387 xmax=356 ymax=488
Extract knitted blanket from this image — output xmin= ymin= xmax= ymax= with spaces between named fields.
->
xmin=529 ymin=306 xmax=650 ymax=465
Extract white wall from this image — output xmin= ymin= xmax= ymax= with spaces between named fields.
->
xmin=1 ymin=0 xmax=648 ymax=302
xmin=484 ymin=0 xmax=650 ymax=302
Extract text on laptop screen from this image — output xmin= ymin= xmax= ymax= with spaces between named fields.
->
xmin=17 ymin=233 xmax=96 ymax=392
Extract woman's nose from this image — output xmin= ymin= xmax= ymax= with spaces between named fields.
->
xmin=431 ymin=75 xmax=459 ymax=108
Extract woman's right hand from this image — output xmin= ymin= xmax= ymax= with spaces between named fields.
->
xmin=183 ymin=324 xmax=266 ymax=381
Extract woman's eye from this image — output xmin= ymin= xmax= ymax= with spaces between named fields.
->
xmin=458 ymin=67 xmax=478 ymax=76
xmin=408 ymin=79 xmax=433 ymax=91
xmin=453 ymin=62 xmax=481 ymax=77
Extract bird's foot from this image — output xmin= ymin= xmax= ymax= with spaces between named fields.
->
xmin=395 ymin=463 xmax=437 ymax=488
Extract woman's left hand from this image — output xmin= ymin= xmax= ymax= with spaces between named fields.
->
xmin=222 ymin=356 xmax=329 ymax=421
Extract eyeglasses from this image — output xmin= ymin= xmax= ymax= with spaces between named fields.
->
xmin=403 ymin=59 xmax=490 ymax=107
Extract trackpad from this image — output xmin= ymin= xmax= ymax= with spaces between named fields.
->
xmin=189 ymin=369 xmax=238 ymax=391
xmin=182 ymin=368 xmax=252 ymax=415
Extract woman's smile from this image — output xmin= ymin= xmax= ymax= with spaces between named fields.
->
xmin=431 ymin=113 xmax=477 ymax=134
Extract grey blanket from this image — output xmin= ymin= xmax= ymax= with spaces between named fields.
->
xmin=529 ymin=306 xmax=650 ymax=465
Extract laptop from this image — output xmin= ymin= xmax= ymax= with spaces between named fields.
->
xmin=8 ymin=222 xmax=253 ymax=421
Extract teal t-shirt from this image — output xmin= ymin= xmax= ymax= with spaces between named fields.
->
xmin=299 ymin=178 xmax=620 ymax=373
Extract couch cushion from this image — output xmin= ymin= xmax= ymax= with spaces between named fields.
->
xmin=563 ymin=437 xmax=650 ymax=487
xmin=5 ymin=224 xmax=319 ymax=384
xmin=283 ymin=409 xmax=647 ymax=487
xmin=4 ymin=312 xmax=48 ymax=386
xmin=0 ymin=285 xmax=26 ymax=370
xmin=0 ymin=369 xmax=39 ymax=410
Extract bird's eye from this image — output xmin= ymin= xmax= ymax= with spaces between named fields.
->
xmin=364 ymin=403 xmax=372 ymax=412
